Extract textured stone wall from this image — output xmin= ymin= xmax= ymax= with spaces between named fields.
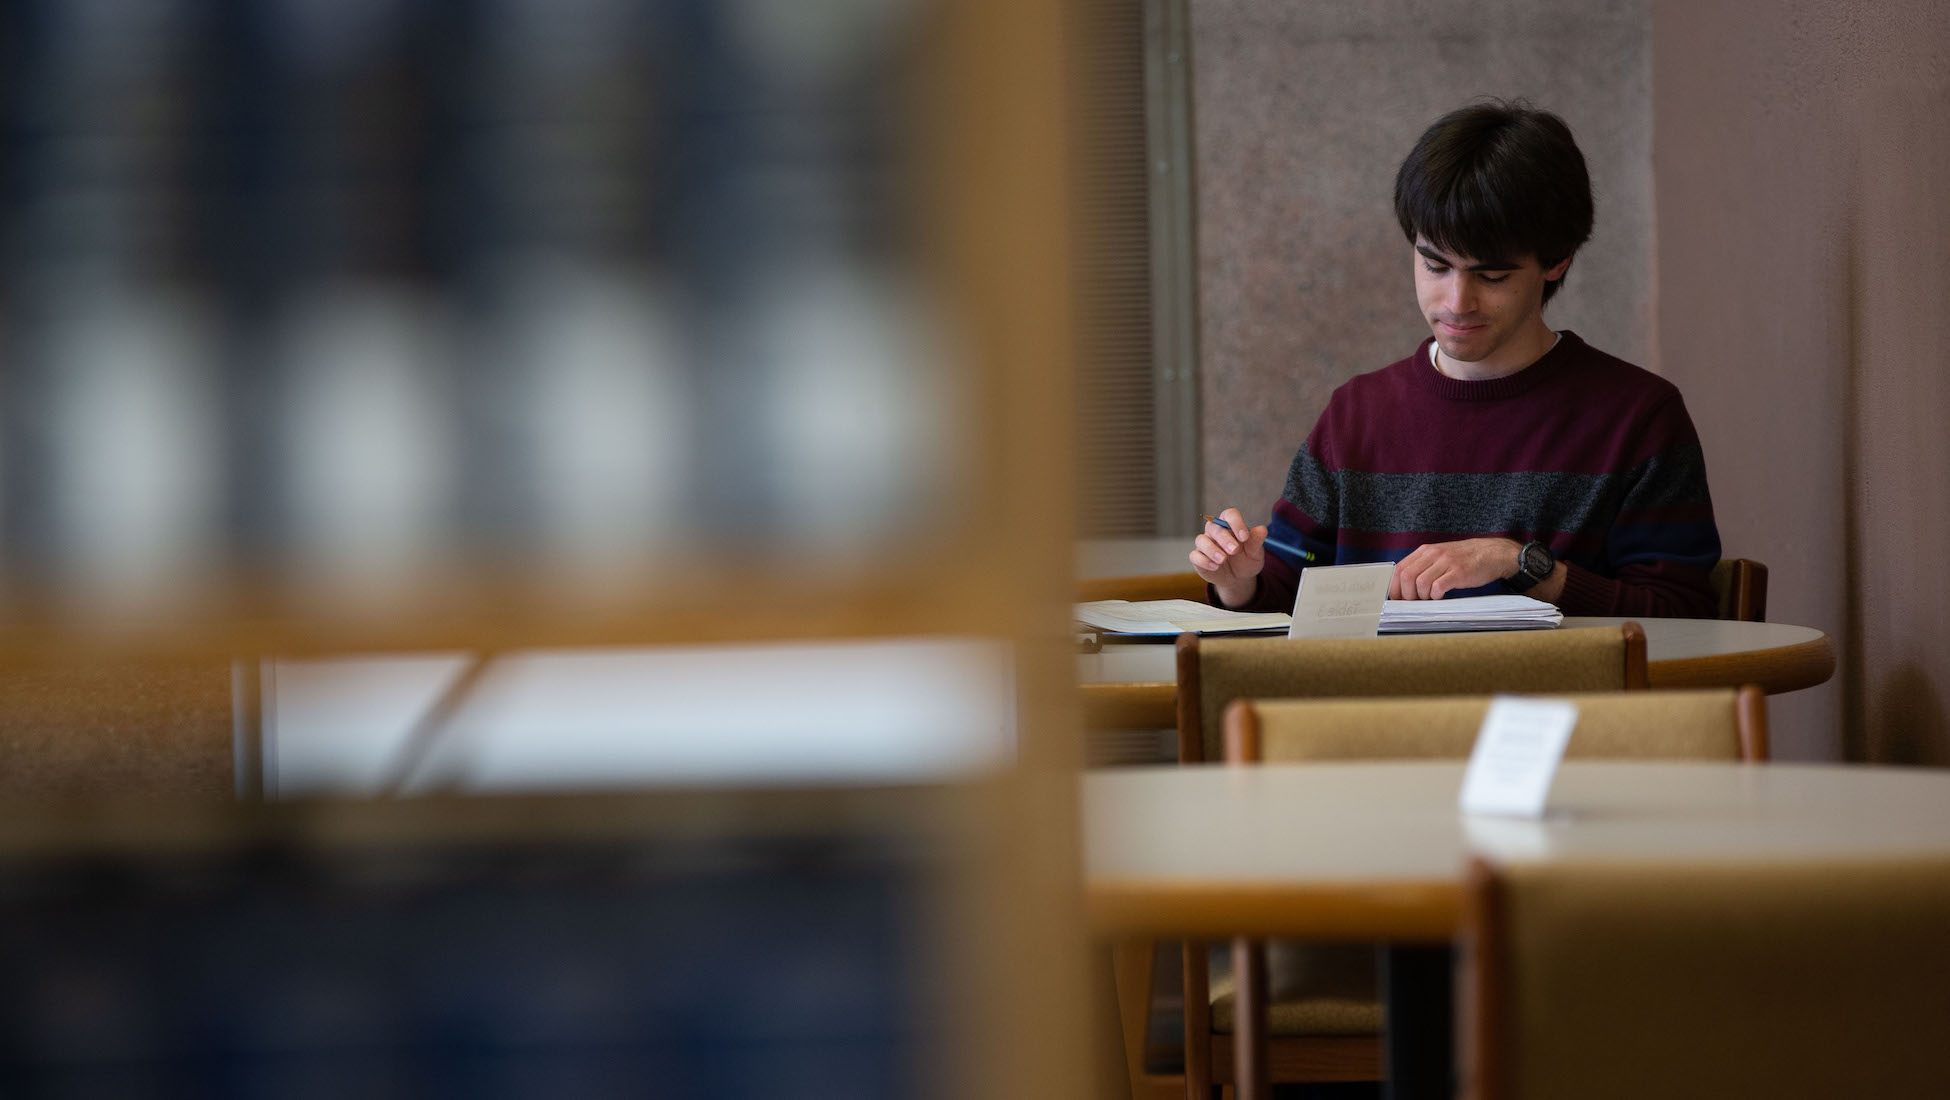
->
xmin=1190 ymin=0 xmax=1653 ymax=520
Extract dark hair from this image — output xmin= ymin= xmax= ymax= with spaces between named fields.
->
xmin=1393 ymin=100 xmax=1593 ymax=304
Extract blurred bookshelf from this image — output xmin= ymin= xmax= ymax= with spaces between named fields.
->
xmin=0 ymin=790 xmax=975 ymax=1098
xmin=0 ymin=0 xmax=1066 ymax=659
xmin=0 ymin=1 xmax=1095 ymax=1096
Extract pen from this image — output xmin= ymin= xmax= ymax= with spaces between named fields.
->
xmin=1199 ymin=513 xmax=1318 ymax=562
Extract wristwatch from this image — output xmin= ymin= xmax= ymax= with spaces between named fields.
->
xmin=1508 ymin=540 xmax=1556 ymax=592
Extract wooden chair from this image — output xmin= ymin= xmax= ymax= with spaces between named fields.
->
xmin=1077 ymin=571 xmax=1209 ymax=604
xmin=1176 ymin=624 xmax=1648 ymax=765
xmin=1218 ymin=688 xmax=1770 ymax=1098
xmin=1086 ymin=571 xmax=1214 ymax=1097
xmin=1709 ymin=557 xmax=1769 ymax=622
xmin=1075 ymin=569 xmax=1209 ymax=762
xmin=1225 ymin=686 xmax=1769 ymax=767
xmin=1461 ymin=854 xmax=1950 ymax=1100
xmin=1166 ymin=624 xmax=1645 ymax=1098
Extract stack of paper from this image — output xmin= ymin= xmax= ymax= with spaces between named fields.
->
xmin=1076 ymin=594 xmax=1562 ymax=636
xmin=1378 ymin=595 xmax=1562 ymax=633
xmin=1074 ymin=599 xmax=1291 ymax=636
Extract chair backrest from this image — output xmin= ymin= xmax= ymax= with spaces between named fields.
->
xmin=1463 ymin=855 xmax=1950 ymax=1100
xmin=1076 ymin=571 xmax=1209 ymax=604
xmin=1708 ymin=558 xmax=1769 ymax=622
xmin=1177 ymin=624 xmax=1647 ymax=763
xmin=1226 ymin=686 xmax=1768 ymax=765
xmin=0 ymin=660 xmax=233 ymax=800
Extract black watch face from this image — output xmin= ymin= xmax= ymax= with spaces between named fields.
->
xmin=1522 ymin=543 xmax=1553 ymax=579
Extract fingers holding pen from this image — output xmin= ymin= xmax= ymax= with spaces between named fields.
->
xmin=1218 ymin=508 xmax=1252 ymax=549
xmin=1191 ymin=530 xmax=1249 ymax=574
xmin=1190 ymin=532 xmax=1228 ymax=573
xmin=1208 ymin=508 xmax=1259 ymax=554
xmin=1205 ymin=516 xmax=1241 ymax=555
xmin=1191 ymin=509 xmax=1266 ymax=579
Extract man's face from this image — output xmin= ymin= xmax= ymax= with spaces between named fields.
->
xmin=1412 ymin=238 xmax=1571 ymax=367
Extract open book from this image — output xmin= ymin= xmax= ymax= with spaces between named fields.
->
xmin=1074 ymin=599 xmax=1290 ymax=636
xmin=1075 ymin=595 xmax=1561 ymax=636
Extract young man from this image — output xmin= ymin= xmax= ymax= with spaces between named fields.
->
xmin=1192 ymin=100 xmax=1721 ymax=617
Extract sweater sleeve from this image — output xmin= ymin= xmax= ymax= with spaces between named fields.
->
xmin=1210 ymin=435 xmax=1342 ymax=613
xmin=1556 ymin=395 xmax=1722 ymax=618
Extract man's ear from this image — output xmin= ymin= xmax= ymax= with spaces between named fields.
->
xmin=1543 ymin=255 xmax=1573 ymax=281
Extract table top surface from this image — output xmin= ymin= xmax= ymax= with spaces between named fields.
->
xmin=1078 ymin=616 xmax=1835 ymax=695
xmin=1083 ymin=761 xmax=1947 ymax=937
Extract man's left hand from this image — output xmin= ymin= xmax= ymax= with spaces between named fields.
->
xmin=1388 ymin=538 xmax=1523 ymax=600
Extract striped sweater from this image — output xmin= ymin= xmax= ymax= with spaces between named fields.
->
xmin=1234 ymin=331 xmax=1722 ymax=618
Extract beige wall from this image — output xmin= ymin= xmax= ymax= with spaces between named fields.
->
xmin=1191 ymin=0 xmax=1654 ymax=516
xmin=1653 ymin=0 xmax=1950 ymax=761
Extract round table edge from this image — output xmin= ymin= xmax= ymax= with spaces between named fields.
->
xmin=1086 ymin=878 xmax=1462 ymax=940
xmin=1646 ymin=632 xmax=1836 ymax=694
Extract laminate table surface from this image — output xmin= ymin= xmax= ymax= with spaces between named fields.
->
xmin=1083 ymin=760 xmax=1950 ymax=940
xmin=1077 ymin=617 xmax=1836 ymax=727
xmin=1079 ymin=538 xmax=1832 ymax=683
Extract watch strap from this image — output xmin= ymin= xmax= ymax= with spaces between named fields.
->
xmin=1509 ymin=540 xmax=1554 ymax=592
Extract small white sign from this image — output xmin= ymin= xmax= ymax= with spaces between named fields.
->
xmin=1458 ymin=697 xmax=1579 ymax=818
xmin=1287 ymin=562 xmax=1393 ymax=639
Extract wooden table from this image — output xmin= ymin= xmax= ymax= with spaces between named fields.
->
xmin=1084 ymin=760 xmax=1950 ymax=939
xmin=1087 ymin=760 xmax=1950 ymax=1099
xmin=1078 ymin=617 xmax=1837 ymax=729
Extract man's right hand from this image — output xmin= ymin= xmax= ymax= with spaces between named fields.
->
xmin=1190 ymin=507 xmax=1267 ymax=609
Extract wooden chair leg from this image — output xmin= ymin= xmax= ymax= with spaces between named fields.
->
xmin=1111 ymin=940 xmax=1162 ymax=1100
xmin=1231 ymin=938 xmax=1268 ymax=1100
xmin=1183 ymin=939 xmax=1213 ymax=1099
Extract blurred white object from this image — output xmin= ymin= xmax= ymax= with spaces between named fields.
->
xmin=46 ymin=289 xmax=223 ymax=609
xmin=502 ymin=267 xmax=690 ymax=579
xmin=278 ymin=284 xmax=458 ymax=601
xmin=267 ymin=653 xmax=473 ymax=798
xmin=728 ymin=0 xmax=917 ymax=91
xmin=759 ymin=264 xmax=967 ymax=552
xmin=266 ymin=636 xmax=1016 ymax=794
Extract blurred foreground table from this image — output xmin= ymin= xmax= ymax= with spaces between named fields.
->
xmin=1086 ymin=760 xmax=1950 ymax=1099
xmin=1083 ymin=760 xmax=1950 ymax=939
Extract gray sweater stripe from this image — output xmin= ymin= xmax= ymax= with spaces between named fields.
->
xmin=1284 ymin=443 xmax=1711 ymax=536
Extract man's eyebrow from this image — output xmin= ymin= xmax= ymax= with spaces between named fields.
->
xmin=1415 ymin=244 xmax=1518 ymax=271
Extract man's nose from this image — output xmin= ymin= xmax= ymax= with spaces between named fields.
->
xmin=1445 ymin=277 xmax=1477 ymax=315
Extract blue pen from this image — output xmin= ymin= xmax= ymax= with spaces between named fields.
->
xmin=1199 ymin=514 xmax=1317 ymax=563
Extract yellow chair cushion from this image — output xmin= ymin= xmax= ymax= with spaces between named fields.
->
xmin=1250 ymin=689 xmax=1744 ymax=763
xmin=1208 ymin=984 xmax=1383 ymax=1038
xmin=1195 ymin=625 xmax=1631 ymax=762
xmin=1209 ymin=943 xmax=1382 ymax=1037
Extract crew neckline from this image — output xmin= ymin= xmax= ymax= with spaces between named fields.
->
xmin=1418 ymin=330 xmax=1580 ymax=401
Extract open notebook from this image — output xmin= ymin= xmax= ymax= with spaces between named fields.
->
xmin=1076 ymin=595 xmax=1561 ymax=636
